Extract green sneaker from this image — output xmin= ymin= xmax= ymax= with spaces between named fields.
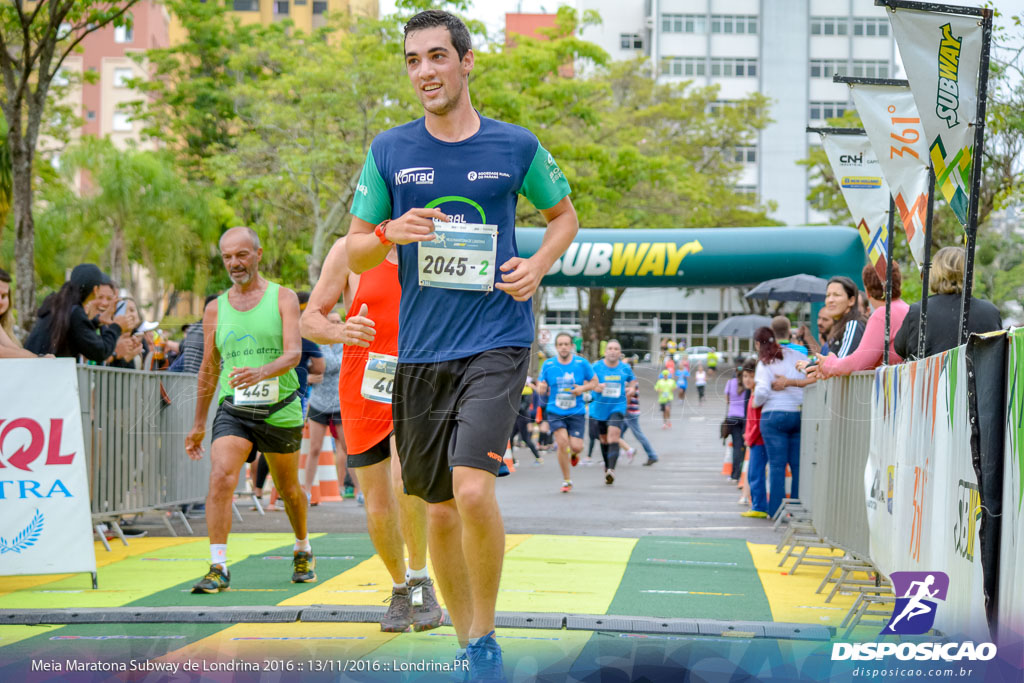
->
xmin=291 ymin=550 xmax=317 ymax=583
xmin=192 ymin=564 xmax=230 ymax=594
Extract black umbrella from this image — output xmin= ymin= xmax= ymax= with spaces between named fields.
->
xmin=708 ymin=315 xmax=772 ymax=338
xmin=744 ymin=274 xmax=828 ymax=303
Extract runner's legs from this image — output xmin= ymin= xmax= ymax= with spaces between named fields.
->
xmin=207 ymin=435 xmax=253 ymax=543
xmin=264 ymin=450 xmax=308 ymax=541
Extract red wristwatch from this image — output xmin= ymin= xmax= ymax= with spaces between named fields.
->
xmin=375 ymin=219 xmax=393 ymax=246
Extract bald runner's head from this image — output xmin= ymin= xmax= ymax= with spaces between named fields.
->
xmin=220 ymin=226 xmax=262 ymax=285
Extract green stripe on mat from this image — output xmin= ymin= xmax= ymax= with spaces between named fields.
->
xmin=126 ymin=533 xmax=373 ymax=608
xmin=605 ymin=537 xmax=773 ymax=621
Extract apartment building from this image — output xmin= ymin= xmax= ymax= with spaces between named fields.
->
xmin=168 ymin=0 xmax=378 ymax=44
xmin=576 ymin=0 xmax=900 ymax=225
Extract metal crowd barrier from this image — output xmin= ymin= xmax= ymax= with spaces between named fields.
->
xmin=77 ymin=366 xmax=220 ymax=546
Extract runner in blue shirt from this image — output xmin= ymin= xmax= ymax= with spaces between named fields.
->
xmin=341 ymin=10 xmax=579 ymax=681
xmin=538 ymin=333 xmax=598 ymax=493
xmin=590 ymin=340 xmax=637 ymax=486
xmin=675 ymin=364 xmax=689 ymax=400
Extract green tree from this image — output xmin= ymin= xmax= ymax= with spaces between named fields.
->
xmin=0 ymin=0 xmax=140 ymax=332
xmin=37 ymin=137 xmax=231 ymax=316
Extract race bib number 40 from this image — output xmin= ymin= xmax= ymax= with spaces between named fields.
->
xmin=235 ymin=378 xmax=279 ymax=406
xmin=362 ymin=352 xmax=398 ymax=404
xmin=418 ymin=221 xmax=498 ymax=292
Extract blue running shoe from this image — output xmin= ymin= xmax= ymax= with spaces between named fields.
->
xmin=451 ymin=649 xmax=469 ymax=682
xmin=466 ymin=631 xmax=506 ymax=681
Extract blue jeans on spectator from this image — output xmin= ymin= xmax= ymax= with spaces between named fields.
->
xmin=747 ymin=444 xmax=768 ymax=513
xmin=760 ymin=410 xmax=801 ymax=517
xmin=622 ymin=413 xmax=658 ymax=462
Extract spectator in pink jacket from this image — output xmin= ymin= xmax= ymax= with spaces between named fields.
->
xmin=806 ymin=262 xmax=909 ymax=378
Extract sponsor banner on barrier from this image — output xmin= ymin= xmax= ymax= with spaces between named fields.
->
xmin=1000 ymin=328 xmax=1024 ymax=644
xmin=850 ymin=84 xmax=930 ymax=270
xmin=821 ymin=133 xmax=891 ymax=281
xmin=0 ymin=358 xmax=96 ymax=577
xmin=885 ymin=7 xmax=983 ymax=226
xmin=867 ymin=348 xmax=987 ymax=639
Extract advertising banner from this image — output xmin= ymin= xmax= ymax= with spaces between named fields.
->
xmin=0 ymin=359 xmax=96 ymax=578
xmin=999 ymin=328 xmax=1024 ymax=646
xmin=867 ymin=348 xmax=988 ymax=639
xmin=886 ymin=7 xmax=984 ymax=226
xmin=850 ymin=84 xmax=930 ymax=270
xmin=821 ymin=133 xmax=892 ymax=280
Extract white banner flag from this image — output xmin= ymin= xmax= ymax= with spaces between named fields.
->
xmin=0 ymin=359 xmax=96 ymax=578
xmin=851 ymin=84 xmax=930 ymax=270
xmin=821 ymin=133 xmax=892 ymax=281
xmin=886 ymin=7 xmax=984 ymax=226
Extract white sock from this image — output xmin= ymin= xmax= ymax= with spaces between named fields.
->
xmin=210 ymin=544 xmax=227 ymax=568
xmin=393 ymin=581 xmax=408 ymax=591
xmin=407 ymin=566 xmax=429 ymax=582
xmin=294 ymin=537 xmax=311 ymax=552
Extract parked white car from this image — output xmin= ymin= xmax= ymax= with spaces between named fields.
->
xmin=684 ymin=346 xmax=717 ymax=367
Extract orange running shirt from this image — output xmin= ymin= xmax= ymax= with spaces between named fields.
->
xmin=339 ymin=259 xmax=400 ymax=455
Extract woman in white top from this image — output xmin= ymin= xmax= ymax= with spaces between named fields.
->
xmin=752 ymin=327 xmax=814 ymax=517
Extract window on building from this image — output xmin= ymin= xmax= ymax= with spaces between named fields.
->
xmin=112 ymin=111 xmax=132 ymax=131
xmin=710 ymin=57 xmax=757 ymax=77
xmin=810 ymin=16 xmax=849 ymax=36
xmin=86 ymin=110 xmax=96 ymax=121
xmin=662 ymin=14 xmax=706 ymax=33
xmin=852 ymin=17 xmax=889 ymax=37
xmin=809 ymin=101 xmax=849 ymax=122
xmin=233 ymin=0 xmax=259 ymax=10
xmin=312 ymin=1 xmax=326 ymax=15
xmin=661 ymin=57 xmax=706 ymax=77
xmin=851 ymin=59 xmax=890 ymax=78
xmin=112 ymin=67 xmax=133 ymax=88
xmin=809 ymin=59 xmax=848 ymax=78
xmin=734 ymin=184 xmax=758 ymax=197
xmin=113 ymin=22 xmax=133 ymax=44
xmin=274 ymin=0 xmax=288 ymax=14
xmin=711 ymin=15 xmax=758 ymax=34
xmin=733 ymin=146 xmax=757 ymax=164
xmin=620 ymin=33 xmax=643 ymax=50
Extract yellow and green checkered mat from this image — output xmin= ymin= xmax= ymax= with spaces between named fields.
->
xmin=0 ymin=534 xmax=899 ymax=680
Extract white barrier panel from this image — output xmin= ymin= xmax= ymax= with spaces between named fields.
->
xmin=0 ymin=359 xmax=97 ymax=578
xmin=867 ymin=346 xmax=987 ymax=639
xmin=999 ymin=328 xmax=1024 ymax=645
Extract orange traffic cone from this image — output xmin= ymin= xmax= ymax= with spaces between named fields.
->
xmin=721 ymin=441 xmax=733 ymax=476
xmin=317 ymin=433 xmax=342 ymax=501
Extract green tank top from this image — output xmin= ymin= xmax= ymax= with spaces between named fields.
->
xmin=215 ymin=281 xmax=302 ymax=428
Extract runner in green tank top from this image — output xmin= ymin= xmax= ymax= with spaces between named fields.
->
xmin=185 ymin=226 xmax=316 ymax=593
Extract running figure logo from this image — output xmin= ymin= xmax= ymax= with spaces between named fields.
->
xmin=882 ymin=571 xmax=949 ymax=635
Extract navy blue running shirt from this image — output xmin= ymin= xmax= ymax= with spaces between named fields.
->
xmin=350 ymin=114 xmax=571 ymax=363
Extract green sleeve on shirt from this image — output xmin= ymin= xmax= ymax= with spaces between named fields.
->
xmin=350 ymin=148 xmax=392 ymax=225
xmin=518 ymin=144 xmax=571 ymax=211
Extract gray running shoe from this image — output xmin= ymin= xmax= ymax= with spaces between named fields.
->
xmin=192 ymin=564 xmax=230 ymax=594
xmin=381 ymin=585 xmax=413 ymax=632
xmin=291 ymin=550 xmax=317 ymax=583
xmin=409 ymin=577 xmax=443 ymax=631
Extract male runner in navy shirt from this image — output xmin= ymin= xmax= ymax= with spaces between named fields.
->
xmin=343 ymin=10 xmax=578 ymax=681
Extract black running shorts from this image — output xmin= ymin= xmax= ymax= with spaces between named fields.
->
xmin=211 ymin=403 xmax=303 ymax=460
xmin=597 ymin=412 xmax=625 ymax=435
xmin=348 ymin=433 xmax=393 ymax=469
xmin=393 ymin=346 xmax=529 ymax=503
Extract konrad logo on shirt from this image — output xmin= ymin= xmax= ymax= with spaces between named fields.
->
xmin=395 ymin=167 xmax=434 ymax=186
xmin=467 ymin=171 xmax=511 ymax=181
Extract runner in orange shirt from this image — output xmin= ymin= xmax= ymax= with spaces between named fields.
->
xmin=301 ymin=237 xmax=441 ymax=633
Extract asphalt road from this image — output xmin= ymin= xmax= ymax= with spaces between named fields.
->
xmin=129 ymin=365 xmax=779 ymax=545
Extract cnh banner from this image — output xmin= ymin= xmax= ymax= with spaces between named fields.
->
xmin=885 ymin=5 xmax=984 ymax=226
xmin=867 ymin=347 xmax=988 ymax=640
xmin=0 ymin=359 xmax=96 ymax=578
xmin=850 ymin=84 xmax=930 ymax=270
xmin=821 ymin=133 xmax=891 ymax=281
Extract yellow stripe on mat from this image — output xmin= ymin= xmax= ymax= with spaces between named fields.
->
xmin=498 ymin=535 xmax=636 ymax=614
xmin=0 ymin=538 xmax=201 ymax=598
xmin=278 ymin=534 xmax=530 ymax=608
xmin=746 ymin=542 xmax=856 ymax=627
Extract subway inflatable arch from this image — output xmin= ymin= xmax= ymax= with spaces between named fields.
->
xmin=515 ymin=227 xmax=867 ymax=288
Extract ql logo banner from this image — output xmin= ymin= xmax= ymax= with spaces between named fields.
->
xmin=882 ymin=571 xmax=949 ymax=635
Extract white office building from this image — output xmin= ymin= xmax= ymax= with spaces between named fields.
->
xmin=576 ymin=0 xmax=901 ymax=225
